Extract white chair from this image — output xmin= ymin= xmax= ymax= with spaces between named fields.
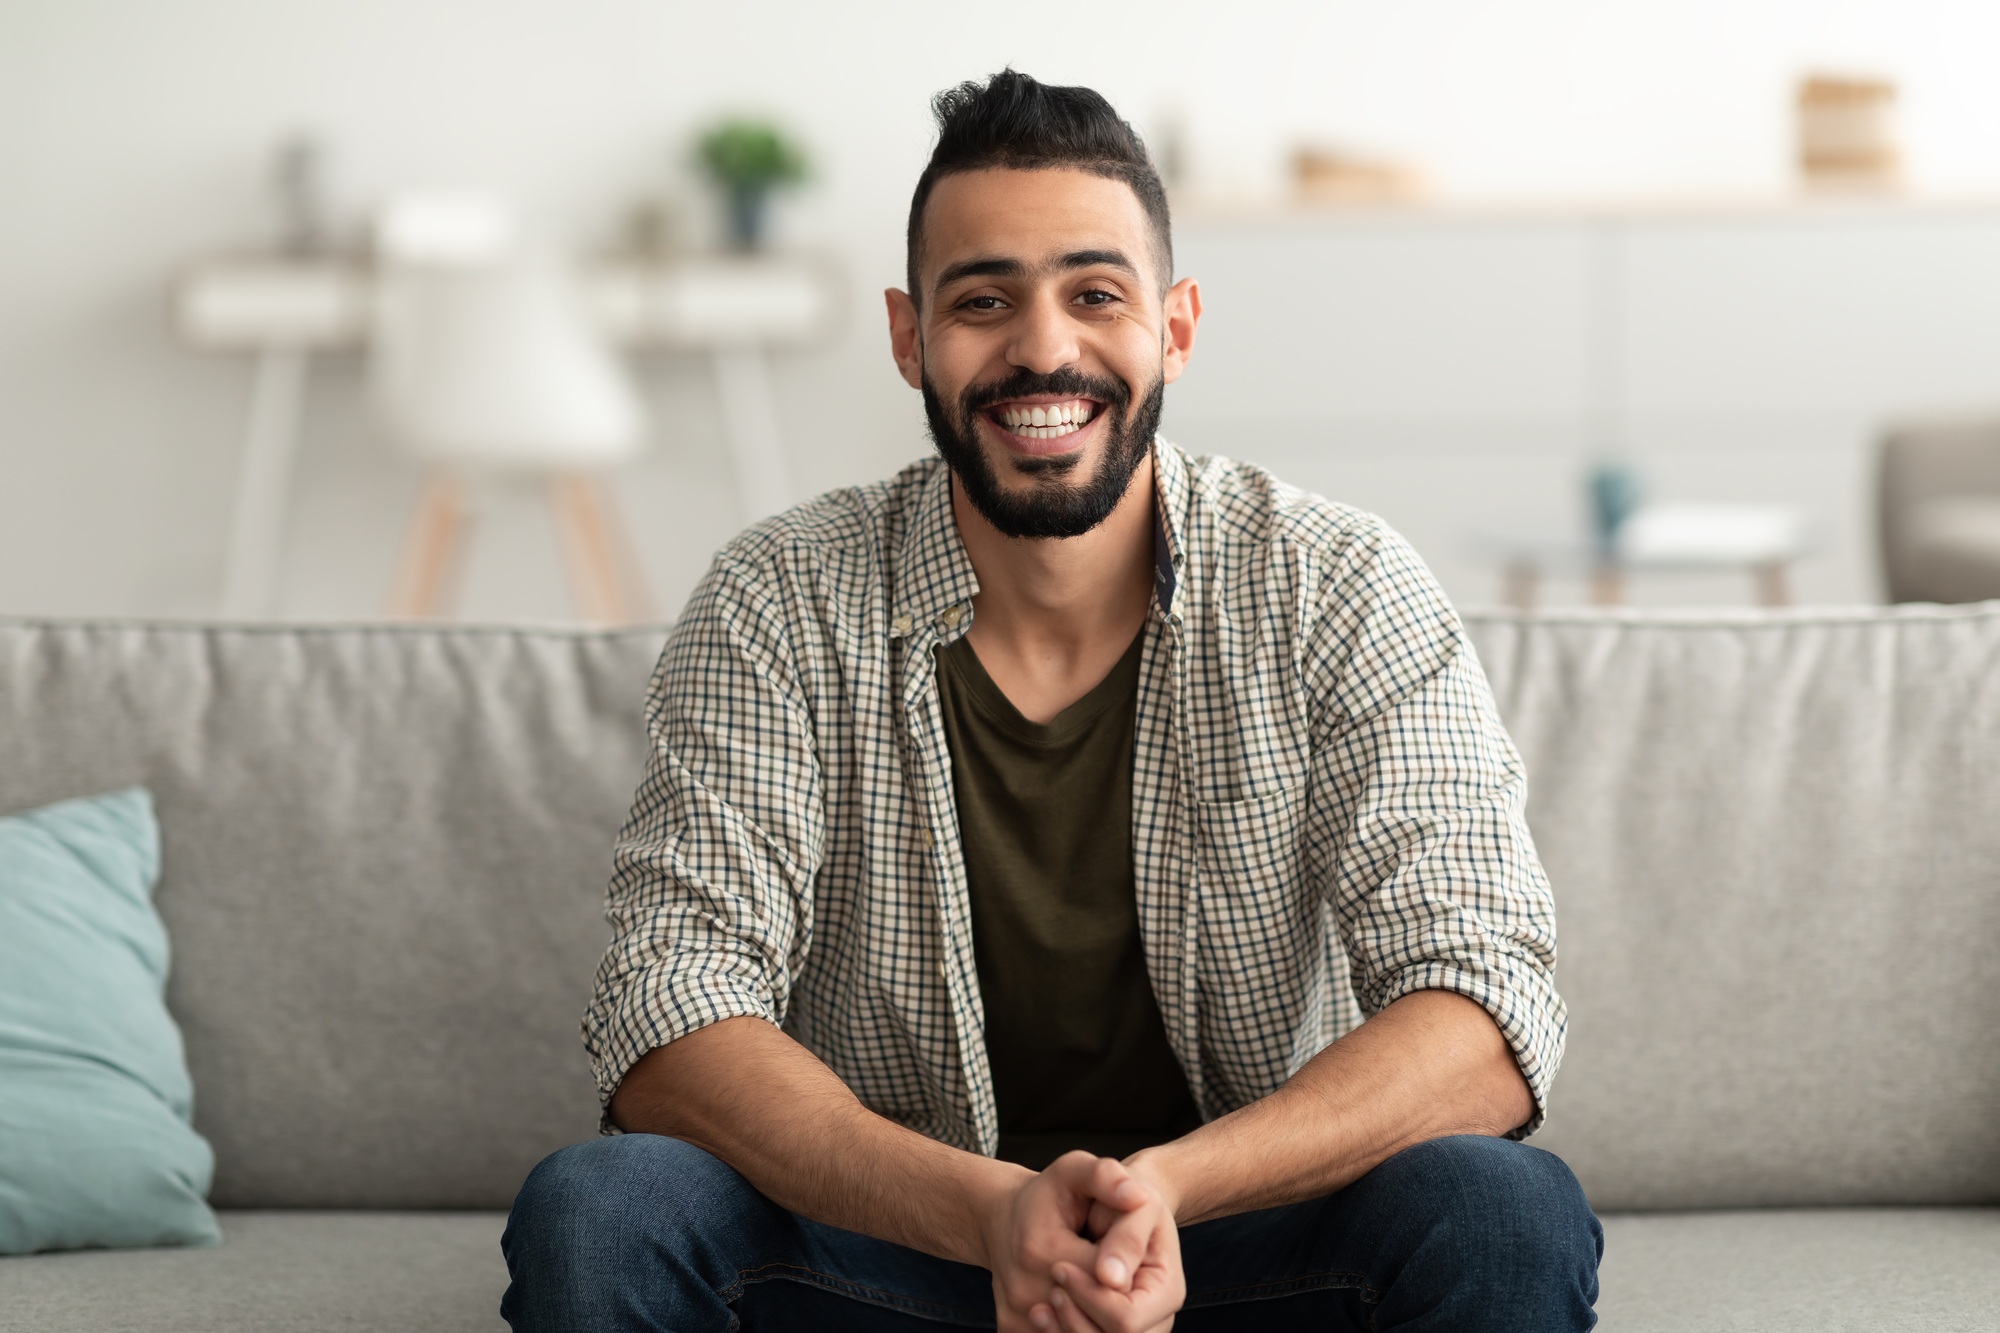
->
xmin=369 ymin=195 xmax=652 ymax=623
xmin=1878 ymin=418 xmax=2000 ymax=603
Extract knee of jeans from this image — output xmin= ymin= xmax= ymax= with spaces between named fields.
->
xmin=1391 ymin=1135 xmax=1602 ymax=1269
xmin=506 ymin=1134 xmax=745 ymax=1260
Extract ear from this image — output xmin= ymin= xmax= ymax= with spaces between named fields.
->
xmin=885 ymin=288 xmax=924 ymax=390
xmin=1160 ymin=277 xmax=1202 ymax=387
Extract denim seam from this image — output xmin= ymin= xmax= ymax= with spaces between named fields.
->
xmin=1183 ymin=1267 xmax=1382 ymax=1309
xmin=722 ymin=1260 xmax=991 ymax=1327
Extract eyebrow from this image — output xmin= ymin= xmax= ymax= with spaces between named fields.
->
xmin=933 ymin=256 xmax=1024 ymax=293
xmin=931 ymin=248 xmax=1143 ymax=298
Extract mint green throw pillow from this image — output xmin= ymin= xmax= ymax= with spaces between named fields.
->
xmin=0 ymin=788 xmax=220 ymax=1254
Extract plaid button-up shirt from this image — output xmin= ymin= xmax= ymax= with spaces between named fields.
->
xmin=585 ymin=441 xmax=1564 ymax=1149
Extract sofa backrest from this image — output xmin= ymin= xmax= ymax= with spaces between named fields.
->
xmin=0 ymin=621 xmax=662 ymax=1210
xmin=4 ymin=608 xmax=1997 ymax=1213
xmin=1466 ymin=604 xmax=2000 ymax=1210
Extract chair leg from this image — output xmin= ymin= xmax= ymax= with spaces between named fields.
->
xmin=388 ymin=471 xmax=468 ymax=619
xmin=549 ymin=473 xmax=650 ymax=625
xmin=595 ymin=478 xmax=656 ymax=623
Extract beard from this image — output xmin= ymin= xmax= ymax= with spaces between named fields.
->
xmin=922 ymin=363 xmax=1165 ymax=540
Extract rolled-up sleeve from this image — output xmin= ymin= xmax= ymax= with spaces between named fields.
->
xmin=1304 ymin=523 xmax=1566 ymax=1136
xmin=582 ymin=553 xmax=825 ymax=1128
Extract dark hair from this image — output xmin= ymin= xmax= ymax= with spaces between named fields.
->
xmin=906 ymin=70 xmax=1172 ymax=306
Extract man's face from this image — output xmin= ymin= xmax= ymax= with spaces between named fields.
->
xmin=887 ymin=168 xmax=1200 ymax=540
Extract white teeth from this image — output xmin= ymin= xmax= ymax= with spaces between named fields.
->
xmin=997 ymin=401 xmax=1093 ymax=434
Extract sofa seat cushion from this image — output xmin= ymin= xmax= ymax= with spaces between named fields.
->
xmin=1598 ymin=1207 xmax=2000 ymax=1331
xmin=0 ymin=1211 xmax=507 ymax=1332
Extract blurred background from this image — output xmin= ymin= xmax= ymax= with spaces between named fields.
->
xmin=6 ymin=0 xmax=2000 ymax=624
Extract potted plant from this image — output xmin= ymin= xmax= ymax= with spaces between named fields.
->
xmin=696 ymin=119 xmax=808 ymax=251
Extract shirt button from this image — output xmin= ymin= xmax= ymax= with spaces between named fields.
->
xmin=938 ymin=605 xmax=962 ymax=629
xmin=892 ymin=613 xmax=914 ymax=635
xmin=919 ymin=827 xmax=935 ymax=849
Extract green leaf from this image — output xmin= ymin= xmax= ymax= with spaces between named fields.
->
xmin=697 ymin=120 xmax=809 ymax=187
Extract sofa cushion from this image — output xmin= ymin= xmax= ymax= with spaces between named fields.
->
xmin=0 ymin=622 xmax=667 ymax=1209
xmin=1466 ymin=605 xmax=2000 ymax=1210
xmin=1596 ymin=1207 xmax=2000 ymax=1331
xmin=0 ymin=1210 xmax=507 ymax=1332
xmin=0 ymin=788 xmax=219 ymax=1254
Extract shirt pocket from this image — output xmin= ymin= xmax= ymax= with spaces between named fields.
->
xmin=1194 ymin=783 xmax=1307 ymax=900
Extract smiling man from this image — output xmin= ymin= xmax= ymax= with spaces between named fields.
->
xmin=501 ymin=71 xmax=1601 ymax=1332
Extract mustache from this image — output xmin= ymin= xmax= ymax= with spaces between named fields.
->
xmin=960 ymin=366 xmax=1130 ymax=416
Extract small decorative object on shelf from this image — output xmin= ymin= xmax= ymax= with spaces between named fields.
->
xmin=1292 ymin=144 xmax=1424 ymax=206
xmin=1587 ymin=458 xmax=1644 ymax=554
xmin=696 ymin=119 xmax=808 ymax=251
xmin=271 ymin=132 xmax=336 ymax=256
xmin=1796 ymin=73 xmax=1901 ymax=193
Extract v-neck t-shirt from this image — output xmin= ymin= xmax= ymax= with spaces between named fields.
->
xmin=935 ymin=629 xmax=1201 ymax=1169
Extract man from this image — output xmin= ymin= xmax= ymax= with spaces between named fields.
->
xmin=503 ymin=71 xmax=1600 ymax=1332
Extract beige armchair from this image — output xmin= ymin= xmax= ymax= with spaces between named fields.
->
xmin=1878 ymin=417 xmax=2000 ymax=603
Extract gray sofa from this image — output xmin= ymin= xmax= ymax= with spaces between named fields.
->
xmin=0 ymin=608 xmax=1995 ymax=1331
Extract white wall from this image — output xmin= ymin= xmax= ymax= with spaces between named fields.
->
xmin=1175 ymin=203 xmax=2000 ymax=607
xmin=6 ymin=0 xmax=2000 ymax=621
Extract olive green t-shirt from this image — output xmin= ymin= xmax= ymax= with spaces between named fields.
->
xmin=936 ymin=630 xmax=1201 ymax=1170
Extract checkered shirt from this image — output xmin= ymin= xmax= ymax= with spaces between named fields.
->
xmin=584 ymin=441 xmax=1565 ymax=1149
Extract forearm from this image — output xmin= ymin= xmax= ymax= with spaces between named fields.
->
xmin=609 ymin=1015 xmax=1030 ymax=1265
xmin=1133 ymin=990 xmax=1534 ymax=1225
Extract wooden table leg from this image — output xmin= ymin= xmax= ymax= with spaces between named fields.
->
xmin=1502 ymin=562 xmax=1538 ymax=612
xmin=220 ymin=347 xmax=310 ymax=618
xmin=387 ymin=471 xmax=467 ymax=619
xmin=1590 ymin=563 xmax=1626 ymax=606
xmin=711 ymin=347 xmax=793 ymax=525
xmin=1755 ymin=561 xmax=1791 ymax=606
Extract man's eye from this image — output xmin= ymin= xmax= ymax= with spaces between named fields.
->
xmin=963 ymin=295 xmax=1005 ymax=311
xmin=1075 ymin=290 xmax=1116 ymax=306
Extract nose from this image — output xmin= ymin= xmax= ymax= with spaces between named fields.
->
xmin=1005 ymin=288 xmax=1080 ymax=376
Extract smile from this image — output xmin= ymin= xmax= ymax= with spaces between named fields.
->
xmin=986 ymin=398 xmax=1098 ymax=440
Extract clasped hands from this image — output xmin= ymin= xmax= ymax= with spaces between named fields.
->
xmin=983 ymin=1150 xmax=1184 ymax=1333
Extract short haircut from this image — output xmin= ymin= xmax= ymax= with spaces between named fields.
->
xmin=906 ymin=69 xmax=1173 ymax=307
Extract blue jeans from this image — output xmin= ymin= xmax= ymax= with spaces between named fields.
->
xmin=501 ymin=1133 xmax=1601 ymax=1331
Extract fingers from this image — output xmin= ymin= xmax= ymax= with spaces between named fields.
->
xmin=999 ymin=1305 xmax=1044 ymax=1333
xmin=1085 ymin=1163 xmax=1163 ymax=1292
xmin=1044 ymin=1151 xmax=1119 ymax=1232
xmin=1088 ymin=1155 xmax=1151 ymax=1212
xmin=1046 ymin=1286 xmax=1107 ymax=1333
xmin=1052 ymin=1259 xmax=1183 ymax=1333
xmin=1053 ymin=1153 xmax=1146 ymax=1210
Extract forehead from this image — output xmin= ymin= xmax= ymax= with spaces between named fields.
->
xmin=920 ymin=167 xmax=1157 ymax=287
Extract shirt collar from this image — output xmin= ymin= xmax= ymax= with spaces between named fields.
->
xmin=1150 ymin=437 xmax=1190 ymax=620
xmin=889 ymin=461 xmax=981 ymax=640
xmin=889 ymin=438 xmax=1192 ymax=638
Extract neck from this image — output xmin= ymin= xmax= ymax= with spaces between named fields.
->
xmin=951 ymin=451 xmax=1157 ymax=659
